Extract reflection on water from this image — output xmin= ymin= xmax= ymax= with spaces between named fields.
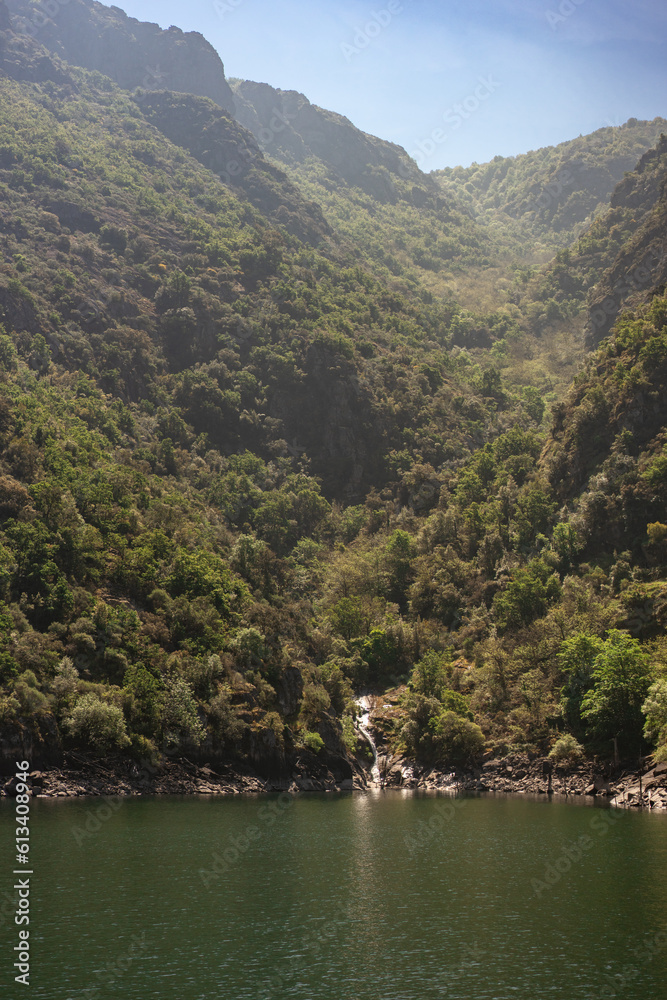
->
xmin=0 ymin=792 xmax=665 ymax=1000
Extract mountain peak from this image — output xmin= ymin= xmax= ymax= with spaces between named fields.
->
xmin=5 ymin=0 xmax=235 ymax=112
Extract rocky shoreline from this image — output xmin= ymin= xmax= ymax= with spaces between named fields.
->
xmin=2 ymin=750 xmax=667 ymax=810
xmin=374 ymin=751 xmax=667 ymax=811
xmin=0 ymin=749 xmax=362 ymax=799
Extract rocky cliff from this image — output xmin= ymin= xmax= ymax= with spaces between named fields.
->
xmin=136 ymin=91 xmax=332 ymax=245
xmin=232 ymin=79 xmax=431 ymax=202
xmin=585 ymin=136 xmax=667 ymax=347
xmin=5 ymin=0 xmax=235 ymax=112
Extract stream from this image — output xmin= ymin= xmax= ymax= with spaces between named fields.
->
xmin=356 ymin=695 xmax=381 ymax=785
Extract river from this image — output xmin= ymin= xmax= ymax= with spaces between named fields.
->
xmin=1 ymin=792 xmax=666 ymax=999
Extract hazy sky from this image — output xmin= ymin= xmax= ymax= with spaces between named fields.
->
xmin=100 ymin=0 xmax=667 ymax=169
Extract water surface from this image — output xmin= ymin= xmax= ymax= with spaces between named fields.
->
xmin=1 ymin=792 xmax=666 ymax=999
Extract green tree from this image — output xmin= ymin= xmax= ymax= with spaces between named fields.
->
xmin=493 ymin=560 xmax=561 ymax=631
xmin=65 ymin=693 xmax=131 ymax=753
xmin=329 ymin=597 xmax=365 ymax=642
xmin=429 ymin=710 xmax=485 ymax=765
xmin=581 ymin=631 xmax=652 ymax=756
xmin=548 ymin=733 xmax=585 ymax=768
xmin=642 ymin=680 xmax=667 ymax=761
xmin=409 ymin=650 xmax=451 ymax=700
xmin=558 ymin=633 xmax=604 ymax=736
xmin=160 ymin=675 xmax=206 ymax=748
xmin=383 ymin=530 xmax=416 ymax=608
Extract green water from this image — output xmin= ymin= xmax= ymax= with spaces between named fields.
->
xmin=1 ymin=791 xmax=666 ymax=999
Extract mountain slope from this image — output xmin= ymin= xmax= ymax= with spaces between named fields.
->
xmin=517 ymin=135 xmax=667 ymax=348
xmin=0 ymin=0 xmax=666 ymax=778
xmin=433 ymin=118 xmax=667 ymax=252
xmin=6 ymin=0 xmax=236 ymax=111
xmin=231 ymin=78 xmax=498 ymax=293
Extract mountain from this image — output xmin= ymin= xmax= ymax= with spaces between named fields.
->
xmin=5 ymin=0 xmax=236 ymax=111
xmin=0 ymin=0 xmax=666 ymax=781
xmin=433 ymin=118 xmax=667 ymax=252
xmin=585 ymin=136 xmax=667 ymax=346
xmin=517 ymin=134 xmax=667 ymax=348
xmin=134 ymin=90 xmax=332 ymax=246
xmin=231 ymin=78 xmax=499 ymax=296
xmin=232 ymin=78 xmax=425 ymax=196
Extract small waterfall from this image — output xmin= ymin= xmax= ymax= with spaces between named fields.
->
xmin=356 ymin=696 xmax=381 ymax=785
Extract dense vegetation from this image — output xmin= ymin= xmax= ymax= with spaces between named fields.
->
xmin=0 ymin=1 xmax=666 ymax=776
xmin=434 ymin=119 xmax=667 ymax=251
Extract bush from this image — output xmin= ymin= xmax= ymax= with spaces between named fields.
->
xmin=301 ymin=731 xmax=325 ymax=754
xmin=207 ymin=687 xmax=249 ymax=744
xmin=429 ymin=710 xmax=485 ymax=765
xmin=65 ymin=693 xmax=131 ymax=753
xmin=642 ymin=680 xmax=667 ymax=758
xmin=409 ymin=650 xmax=451 ymax=700
xmin=548 ymin=733 xmax=585 ymax=767
xmin=160 ymin=676 xmax=206 ymax=747
xmin=12 ymin=672 xmax=49 ymax=714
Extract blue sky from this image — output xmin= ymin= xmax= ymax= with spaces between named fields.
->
xmin=100 ymin=0 xmax=667 ymax=169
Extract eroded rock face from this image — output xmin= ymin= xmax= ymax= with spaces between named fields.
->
xmin=585 ymin=136 xmax=667 ymax=348
xmin=5 ymin=0 xmax=235 ymax=112
xmin=274 ymin=666 xmax=304 ymax=717
xmin=231 ymin=79 xmax=434 ymax=202
xmin=0 ymin=716 xmax=63 ymax=775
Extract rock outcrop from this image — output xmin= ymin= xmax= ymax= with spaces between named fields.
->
xmin=136 ymin=90 xmax=332 ymax=245
xmin=5 ymin=0 xmax=235 ymax=112
xmin=231 ymin=79 xmax=437 ymax=203
xmin=585 ymin=136 xmax=667 ymax=348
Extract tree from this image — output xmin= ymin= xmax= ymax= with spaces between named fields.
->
xmin=160 ymin=676 xmax=206 ymax=748
xmin=642 ymin=680 xmax=667 ymax=761
xmin=548 ymin=733 xmax=585 ymax=768
xmin=429 ymin=711 xmax=485 ymax=766
xmin=65 ymin=693 xmax=131 ymax=753
xmin=409 ymin=650 xmax=451 ymax=700
xmin=558 ymin=633 xmax=604 ymax=736
xmin=329 ymin=597 xmax=365 ymax=642
xmin=581 ymin=630 xmax=652 ymax=756
xmin=383 ymin=529 xmax=416 ymax=608
xmin=123 ymin=664 xmax=163 ymax=736
xmin=493 ymin=559 xmax=561 ymax=631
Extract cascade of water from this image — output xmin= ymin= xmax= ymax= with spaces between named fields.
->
xmin=356 ymin=696 xmax=381 ymax=785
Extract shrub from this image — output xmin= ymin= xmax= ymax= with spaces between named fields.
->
xmin=429 ymin=710 xmax=485 ymax=765
xmin=301 ymin=731 xmax=325 ymax=754
xmin=642 ymin=680 xmax=667 ymax=758
xmin=207 ymin=687 xmax=248 ymax=744
xmin=548 ymin=733 xmax=585 ymax=767
xmin=65 ymin=693 xmax=131 ymax=753
xmin=160 ymin=676 xmax=206 ymax=747
xmin=409 ymin=650 xmax=451 ymax=700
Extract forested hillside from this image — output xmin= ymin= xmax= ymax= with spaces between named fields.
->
xmin=434 ymin=119 xmax=667 ymax=251
xmin=0 ymin=0 xmax=666 ymax=782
